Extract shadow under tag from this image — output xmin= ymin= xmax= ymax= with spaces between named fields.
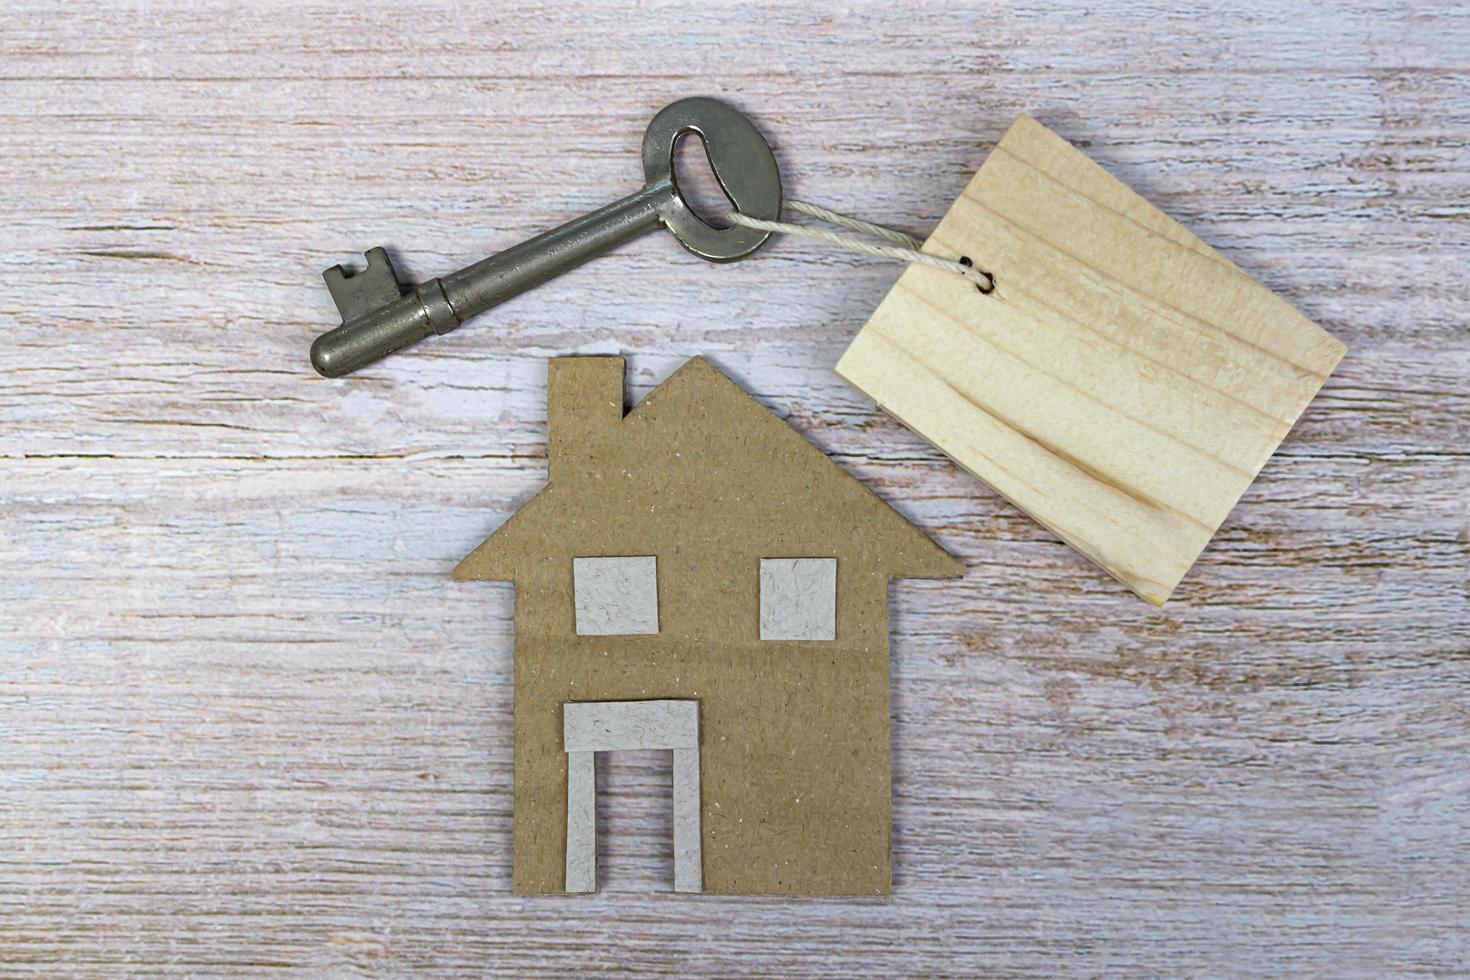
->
xmin=837 ymin=115 xmax=1346 ymax=605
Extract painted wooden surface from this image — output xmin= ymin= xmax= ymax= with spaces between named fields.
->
xmin=1 ymin=0 xmax=1467 ymax=974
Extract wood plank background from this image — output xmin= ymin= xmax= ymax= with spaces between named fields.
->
xmin=2 ymin=0 xmax=1467 ymax=974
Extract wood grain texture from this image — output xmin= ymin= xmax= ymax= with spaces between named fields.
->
xmin=1 ymin=0 xmax=1467 ymax=974
xmin=839 ymin=114 xmax=1346 ymax=604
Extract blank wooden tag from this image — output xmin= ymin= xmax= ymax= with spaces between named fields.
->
xmin=836 ymin=115 xmax=1346 ymax=604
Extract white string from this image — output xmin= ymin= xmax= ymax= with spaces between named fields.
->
xmin=724 ymin=199 xmax=995 ymax=291
xmin=782 ymin=200 xmax=926 ymax=250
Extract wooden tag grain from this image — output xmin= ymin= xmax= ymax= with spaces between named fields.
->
xmin=837 ymin=115 xmax=1346 ymax=604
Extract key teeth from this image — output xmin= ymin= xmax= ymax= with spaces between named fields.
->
xmin=322 ymin=263 xmax=350 ymax=290
xmin=323 ymin=246 xmax=406 ymax=322
xmin=361 ymin=246 xmax=394 ymax=277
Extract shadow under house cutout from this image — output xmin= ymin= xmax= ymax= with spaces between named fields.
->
xmin=454 ymin=356 xmax=961 ymax=896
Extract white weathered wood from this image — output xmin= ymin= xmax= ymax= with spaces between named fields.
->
xmin=2 ymin=0 xmax=1468 ymax=973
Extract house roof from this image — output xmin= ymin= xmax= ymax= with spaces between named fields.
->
xmin=453 ymin=356 xmax=962 ymax=582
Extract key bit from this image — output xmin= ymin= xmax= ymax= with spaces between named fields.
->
xmin=310 ymin=97 xmax=782 ymax=378
xmin=323 ymin=247 xmax=405 ymax=323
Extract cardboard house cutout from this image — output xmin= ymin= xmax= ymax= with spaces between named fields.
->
xmin=455 ymin=356 xmax=961 ymax=895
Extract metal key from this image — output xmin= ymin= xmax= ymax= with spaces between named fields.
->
xmin=310 ymin=97 xmax=782 ymax=377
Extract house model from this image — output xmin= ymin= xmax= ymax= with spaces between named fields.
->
xmin=454 ymin=355 xmax=961 ymax=895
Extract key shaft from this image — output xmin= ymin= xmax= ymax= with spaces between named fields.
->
xmin=311 ymin=182 xmax=668 ymax=378
xmin=310 ymin=97 xmax=781 ymax=378
xmin=443 ymin=179 xmax=667 ymax=317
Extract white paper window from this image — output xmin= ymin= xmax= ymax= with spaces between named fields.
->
xmin=759 ymin=558 xmax=836 ymax=641
xmin=573 ymin=557 xmax=659 ymax=635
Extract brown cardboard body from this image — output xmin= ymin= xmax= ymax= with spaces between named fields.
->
xmin=455 ymin=356 xmax=960 ymax=895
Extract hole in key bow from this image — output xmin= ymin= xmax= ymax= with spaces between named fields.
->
xmin=672 ymin=132 xmax=738 ymax=231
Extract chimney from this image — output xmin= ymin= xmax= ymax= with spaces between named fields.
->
xmin=547 ymin=356 xmax=626 ymax=484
